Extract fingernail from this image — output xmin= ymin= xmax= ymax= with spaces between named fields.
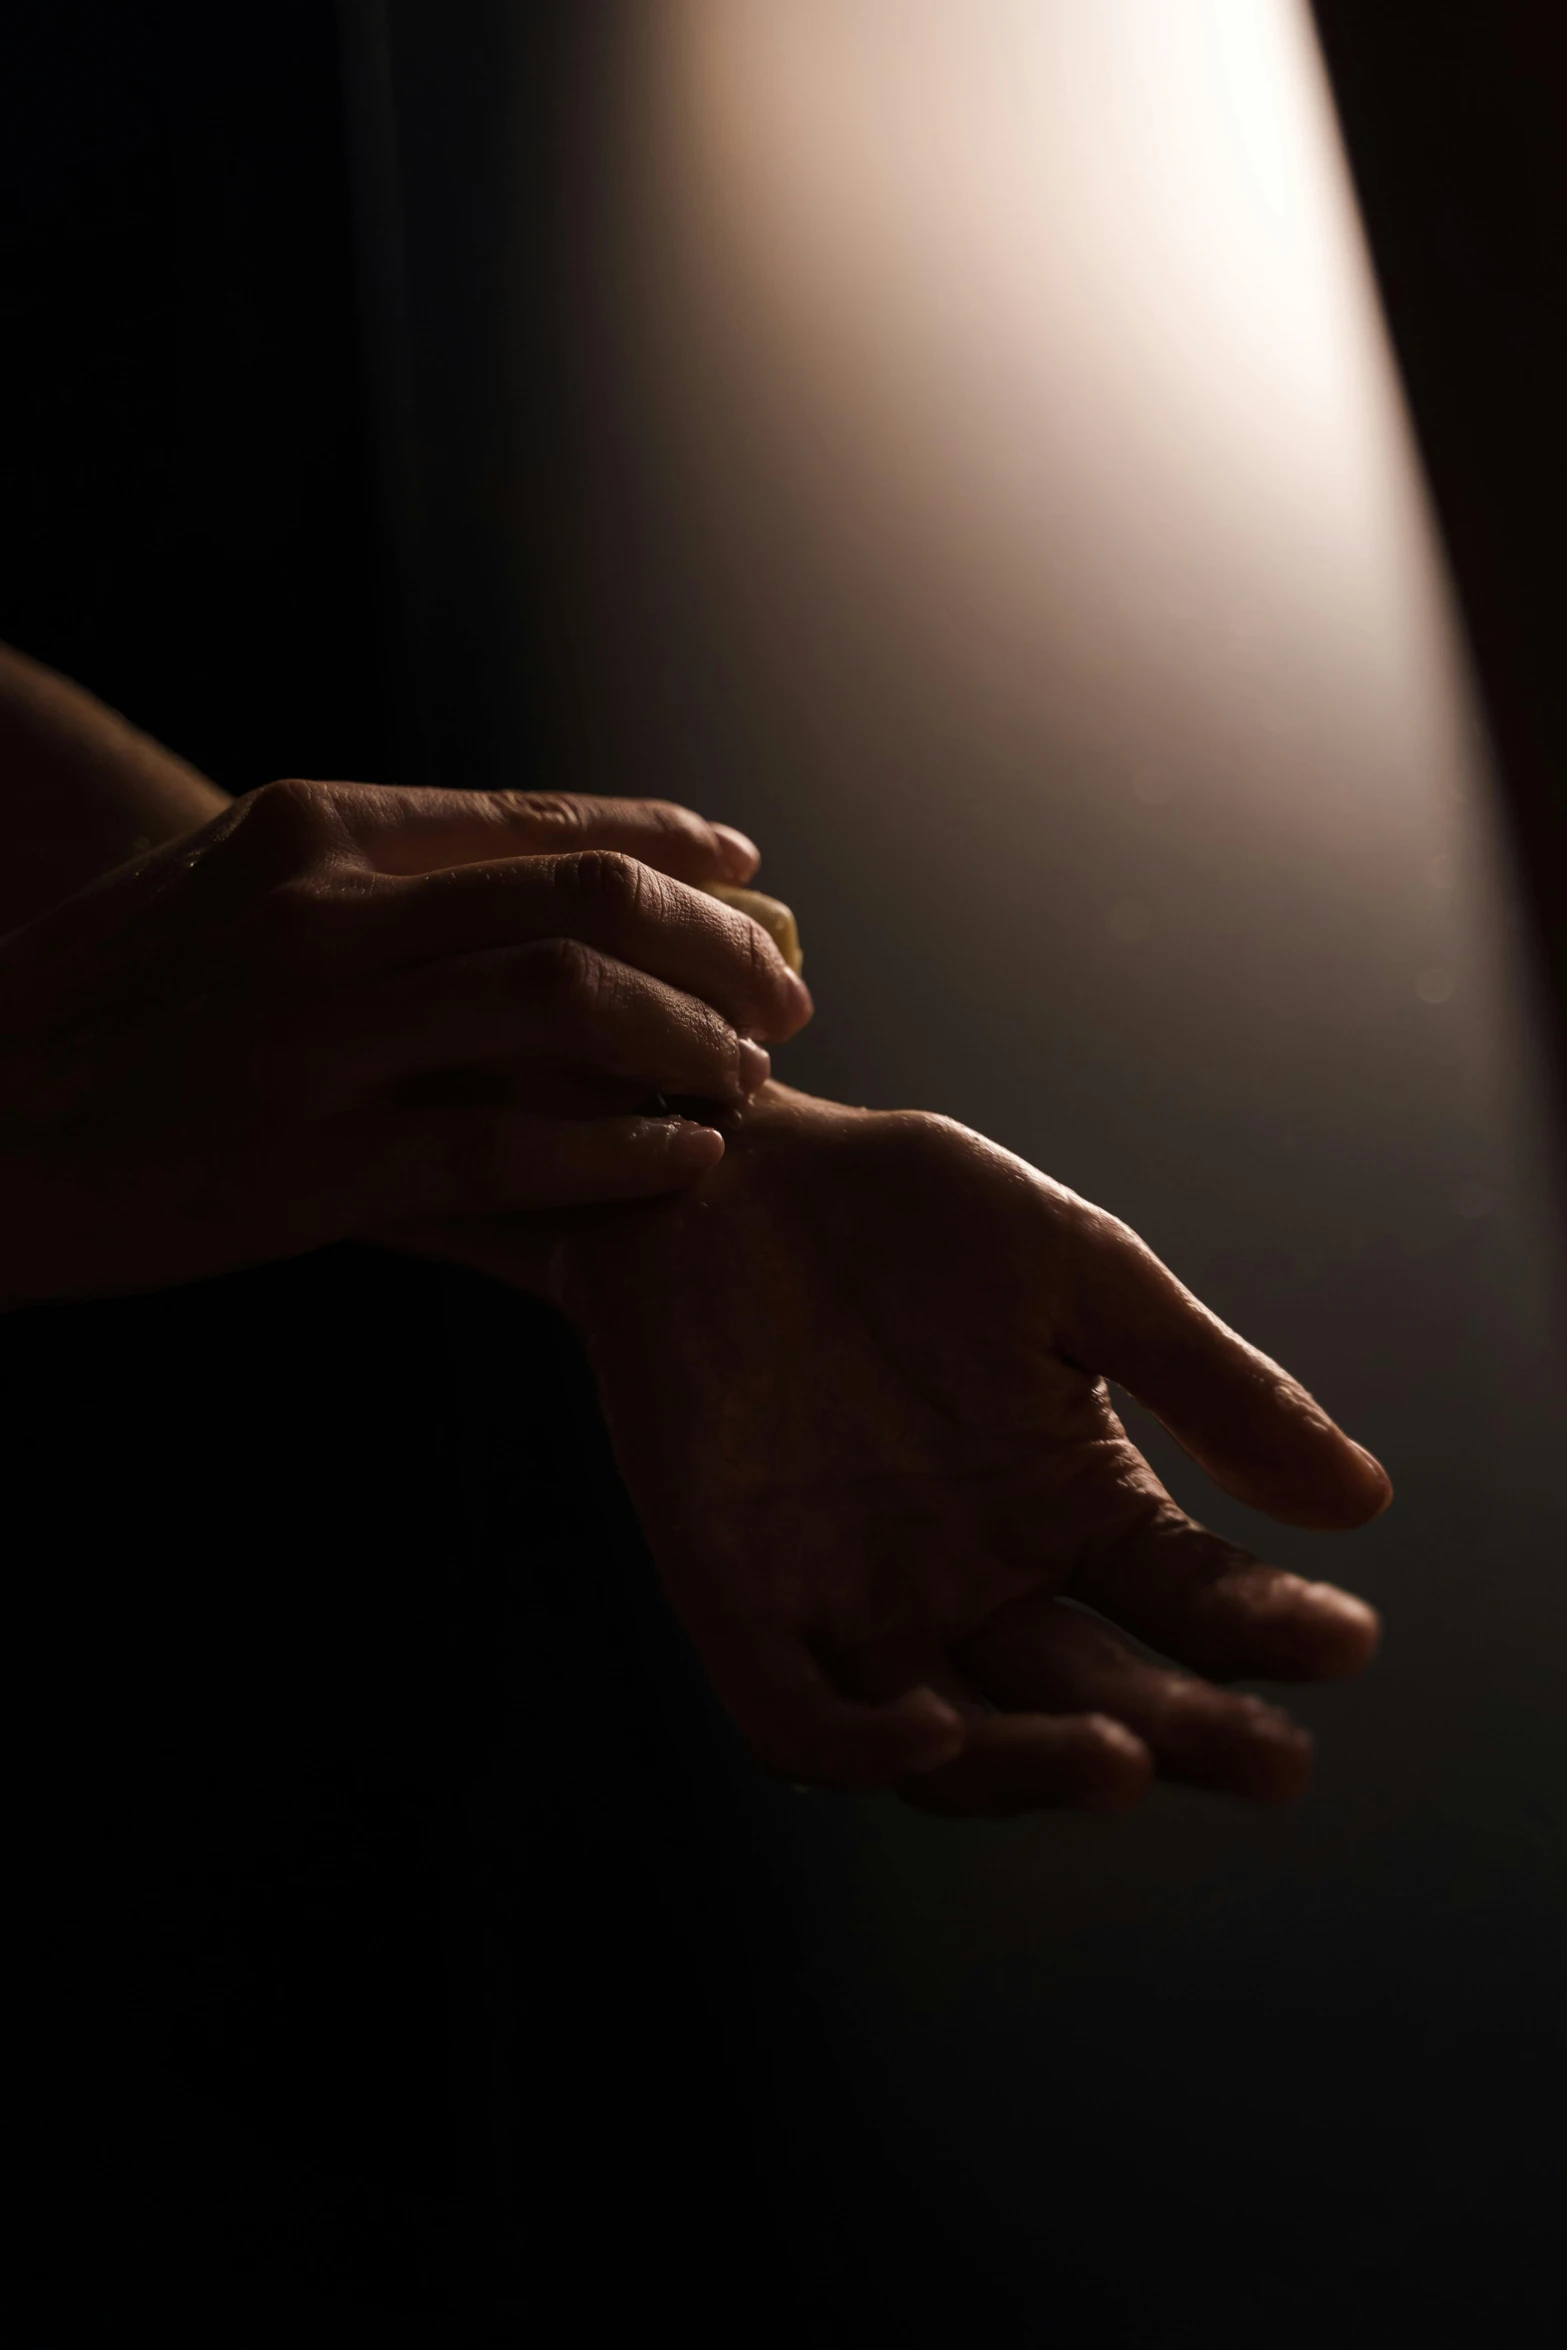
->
xmin=712 ymin=823 xmax=760 ymax=881
xmin=786 ymin=971 xmax=814 ymax=1022
xmin=1351 ymin=1443 xmax=1394 ymax=1508
xmin=737 ymin=1038 xmax=772 ymax=1095
xmin=665 ymin=1120 xmax=725 ymax=1165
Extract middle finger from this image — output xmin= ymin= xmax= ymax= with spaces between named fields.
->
xmin=343 ymin=850 xmax=812 ymax=1043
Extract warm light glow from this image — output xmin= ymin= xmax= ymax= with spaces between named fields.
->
xmin=566 ymin=0 xmax=1525 ymax=1227
xmin=523 ymin=4 xmax=1566 ymax=2294
xmin=603 ymin=0 xmax=1462 ymax=861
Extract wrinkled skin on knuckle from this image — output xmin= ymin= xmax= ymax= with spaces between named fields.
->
xmin=499 ymin=789 xmax=588 ymax=839
xmin=562 ymin=847 xmax=649 ymax=931
xmin=230 ymin=779 xmax=353 ymax=877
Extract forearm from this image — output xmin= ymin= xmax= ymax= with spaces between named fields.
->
xmin=0 ymin=645 xmax=231 ymax=933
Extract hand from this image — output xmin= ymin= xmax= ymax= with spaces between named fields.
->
xmin=0 ymin=780 xmax=810 ymax=1302
xmin=398 ymin=1086 xmax=1391 ymax=1816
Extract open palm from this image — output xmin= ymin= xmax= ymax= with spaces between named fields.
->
xmin=404 ymin=1085 xmax=1390 ymax=1815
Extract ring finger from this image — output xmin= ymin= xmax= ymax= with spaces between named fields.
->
xmin=325 ymin=940 xmax=772 ymax=1105
xmin=956 ymin=1595 xmax=1314 ymax=1802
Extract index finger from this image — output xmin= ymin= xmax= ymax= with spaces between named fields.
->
xmin=1061 ymin=1207 xmax=1392 ymax=1531
xmin=300 ymin=782 xmax=761 ymax=886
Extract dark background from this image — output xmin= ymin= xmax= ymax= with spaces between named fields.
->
xmin=1310 ymin=0 xmax=1567 ymax=1111
xmin=0 ymin=0 xmax=392 ymax=787
xmin=4 ymin=2 xmax=1565 ymax=2343
xmin=5 ymin=4 xmax=936 ymax=2338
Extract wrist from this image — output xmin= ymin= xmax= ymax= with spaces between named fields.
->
xmin=548 ymin=1083 xmax=864 ymax=1330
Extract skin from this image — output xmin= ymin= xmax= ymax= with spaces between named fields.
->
xmin=1 ymin=646 xmax=1392 ymax=1812
xmin=393 ymin=1088 xmax=1390 ymax=1817
xmin=0 ymin=759 xmax=810 ymax=1299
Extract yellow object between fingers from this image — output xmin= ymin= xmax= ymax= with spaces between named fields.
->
xmin=703 ymin=882 xmax=804 ymax=976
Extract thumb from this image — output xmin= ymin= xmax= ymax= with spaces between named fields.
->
xmin=1064 ymin=1213 xmax=1391 ymax=1531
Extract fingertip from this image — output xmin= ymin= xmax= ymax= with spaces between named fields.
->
xmin=711 ymin=822 xmax=761 ymax=882
xmin=1349 ymin=1444 xmax=1394 ymax=1521
xmin=614 ymin=1115 xmax=724 ymax=1193
xmin=736 ymin=1038 xmax=772 ymax=1097
xmin=663 ymin=1118 xmax=726 ymax=1170
xmin=900 ymin=1715 xmax=1154 ymax=1818
xmin=894 ymin=1687 xmax=969 ymax=1774
xmin=667 ymin=1123 xmax=732 ymax=1184
xmin=1267 ymin=1435 xmax=1393 ymax=1532
xmin=1243 ymin=1723 xmax=1315 ymax=1805
xmin=1297 ymin=1585 xmax=1380 ymax=1677
xmin=1078 ymin=1715 xmax=1156 ymax=1811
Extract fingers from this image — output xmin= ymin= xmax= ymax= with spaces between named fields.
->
xmin=703 ymin=883 xmax=803 ymax=976
xmin=1066 ymin=1496 xmax=1380 ymax=1682
xmin=896 ymin=1714 xmax=1153 ymax=1817
xmin=958 ymin=1596 xmax=1315 ymax=1803
xmin=349 ymin=851 xmax=812 ymax=1045
xmin=833 ymin=1619 xmax=1152 ymax=1816
xmin=1061 ymin=1210 xmax=1392 ymax=1530
xmin=283 ymin=780 xmax=761 ymax=887
xmin=330 ymin=943 xmax=772 ymax=1105
xmin=706 ymin=1629 xmax=967 ymax=1791
xmin=332 ymin=1104 xmax=727 ymax=1223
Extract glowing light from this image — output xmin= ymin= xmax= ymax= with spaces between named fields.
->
xmin=620 ymin=0 xmax=1455 ymax=856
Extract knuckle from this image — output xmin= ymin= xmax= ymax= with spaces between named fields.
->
xmin=250 ymin=776 xmax=334 ymax=835
xmin=563 ymin=847 xmax=648 ymax=924
xmin=236 ymin=778 xmax=345 ymax=873
xmin=499 ymin=789 xmax=587 ymax=836
xmin=898 ymin=1109 xmax=962 ymax=1148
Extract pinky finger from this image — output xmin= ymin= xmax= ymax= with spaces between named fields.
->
xmin=335 ymin=1106 xmax=726 ymax=1223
